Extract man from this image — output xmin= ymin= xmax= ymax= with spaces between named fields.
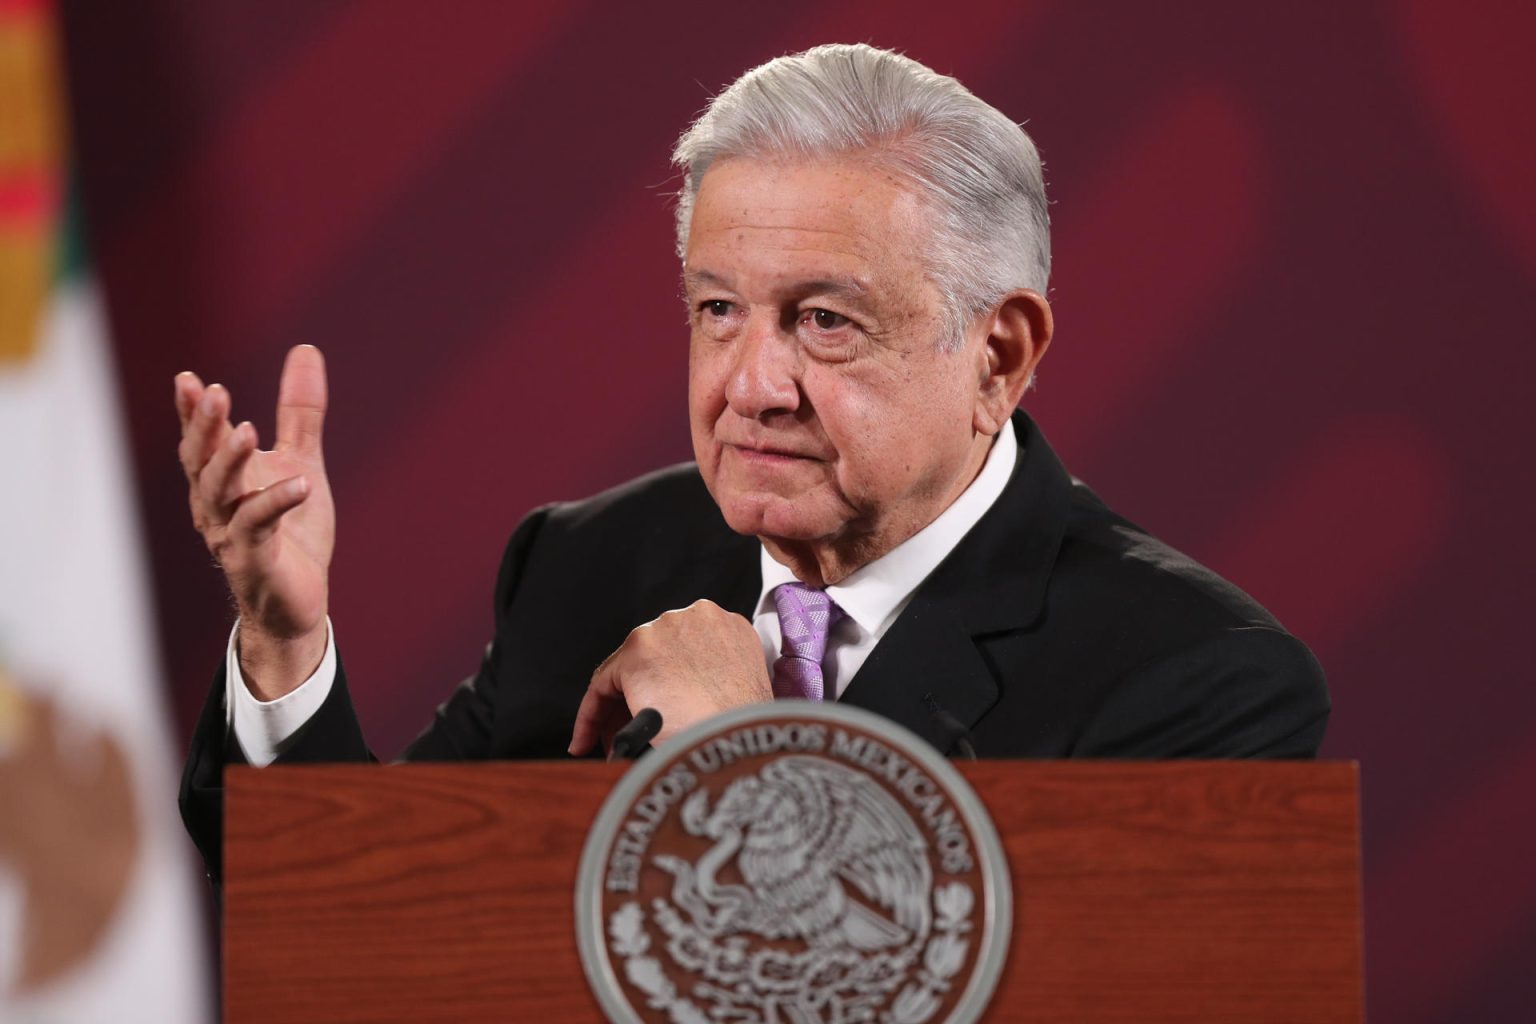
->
xmin=177 ymin=45 xmax=1328 ymax=878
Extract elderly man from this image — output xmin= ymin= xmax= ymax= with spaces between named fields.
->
xmin=176 ymin=45 xmax=1328 ymax=875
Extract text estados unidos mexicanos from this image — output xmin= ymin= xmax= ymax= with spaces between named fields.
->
xmin=605 ymin=723 xmax=975 ymax=892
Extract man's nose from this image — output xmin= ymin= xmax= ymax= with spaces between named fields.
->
xmin=725 ymin=312 xmax=800 ymax=419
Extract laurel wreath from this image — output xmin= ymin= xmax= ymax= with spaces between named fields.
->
xmin=884 ymin=881 xmax=973 ymax=1024
xmin=606 ymin=880 xmax=974 ymax=1024
xmin=609 ymin=901 xmax=713 ymax=1024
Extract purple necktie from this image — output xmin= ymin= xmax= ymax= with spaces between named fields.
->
xmin=771 ymin=582 xmax=841 ymax=701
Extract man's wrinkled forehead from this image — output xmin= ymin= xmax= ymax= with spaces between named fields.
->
xmin=680 ymin=158 xmax=936 ymax=302
xmin=689 ymin=155 xmax=931 ymax=235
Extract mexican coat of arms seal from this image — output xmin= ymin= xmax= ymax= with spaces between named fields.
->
xmin=576 ymin=702 xmax=1011 ymax=1024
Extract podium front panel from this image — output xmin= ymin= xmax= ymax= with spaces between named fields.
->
xmin=225 ymin=760 xmax=1361 ymax=1022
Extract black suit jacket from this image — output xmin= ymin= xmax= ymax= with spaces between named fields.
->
xmin=180 ymin=411 xmax=1329 ymax=879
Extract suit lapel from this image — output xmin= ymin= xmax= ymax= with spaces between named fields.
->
xmin=839 ymin=411 xmax=1074 ymax=751
xmin=839 ymin=595 xmax=1000 ymax=753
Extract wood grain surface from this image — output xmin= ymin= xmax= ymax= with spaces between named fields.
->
xmin=224 ymin=761 xmax=1361 ymax=1023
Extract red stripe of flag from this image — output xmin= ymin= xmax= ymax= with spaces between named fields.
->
xmin=0 ymin=172 xmax=58 ymax=229
xmin=0 ymin=0 xmax=46 ymax=21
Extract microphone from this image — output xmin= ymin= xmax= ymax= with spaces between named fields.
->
xmin=923 ymin=694 xmax=978 ymax=760
xmin=610 ymin=708 xmax=663 ymax=762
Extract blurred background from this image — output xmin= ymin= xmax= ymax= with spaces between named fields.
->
xmin=2 ymin=0 xmax=1532 ymax=1019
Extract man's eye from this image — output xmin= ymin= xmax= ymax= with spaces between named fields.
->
xmin=807 ymin=309 xmax=850 ymax=330
xmin=702 ymin=300 xmax=733 ymax=317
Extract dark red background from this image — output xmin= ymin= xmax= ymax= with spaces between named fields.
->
xmin=59 ymin=2 xmax=1535 ymax=1019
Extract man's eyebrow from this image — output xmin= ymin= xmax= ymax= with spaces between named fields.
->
xmin=800 ymin=277 xmax=870 ymax=300
xmin=682 ymin=270 xmax=872 ymax=300
xmin=683 ymin=269 xmax=731 ymax=291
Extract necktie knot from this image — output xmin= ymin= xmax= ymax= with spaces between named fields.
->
xmin=771 ymin=582 xmax=841 ymax=701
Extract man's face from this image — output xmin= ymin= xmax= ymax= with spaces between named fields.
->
xmin=686 ymin=157 xmax=991 ymax=577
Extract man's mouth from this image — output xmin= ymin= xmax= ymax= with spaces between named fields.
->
xmin=725 ymin=442 xmax=818 ymax=462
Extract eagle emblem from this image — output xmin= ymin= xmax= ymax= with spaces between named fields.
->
xmin=658 ymin=756 xmax=932 ymax=955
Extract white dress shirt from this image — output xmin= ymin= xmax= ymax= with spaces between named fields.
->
xmin=225 ymin=617 xmax=335 ymax=767
xmin=230 ymin=420 xmax=1019 ymax=766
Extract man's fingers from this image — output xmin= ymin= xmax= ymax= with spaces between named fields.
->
xmin=568 ymin=690 xmax=603 ymax=756
xmin=229 ymin=475 xmax=310 ymax=546
xmin=196 ymin=422 xmax=259 ymax=525
xmin=174 ymin=372 xmax=204 ymax=429
xmin=178 ymin=383 xmax=233 ymax=482
xmin=275 ymin=345 xmax=327 ymax=455
xmin=569 ymin=662 xmax=628 ymax=756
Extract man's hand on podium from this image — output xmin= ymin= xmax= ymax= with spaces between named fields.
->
xmin=569 ymin=599 xmax=773 ymax=756
xmin=175 ymin=344 xmax=334 ymax=700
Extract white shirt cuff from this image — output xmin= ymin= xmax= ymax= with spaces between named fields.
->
xmin=226 ymin=617 xmax=336 ymax=768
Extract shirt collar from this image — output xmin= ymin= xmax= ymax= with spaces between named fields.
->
xmin=755 ymin=418 xmax=1019 ymax=635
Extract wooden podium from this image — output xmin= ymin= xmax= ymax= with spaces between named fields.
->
xmin=224 ymin=761 xmax=1362 ymax=1023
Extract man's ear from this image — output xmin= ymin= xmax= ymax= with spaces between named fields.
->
xmin=973 ymin=289 xmax=1053 ymax=434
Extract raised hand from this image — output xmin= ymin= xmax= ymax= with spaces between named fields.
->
xmin=175 ymin=345 xmax=335 ymax=698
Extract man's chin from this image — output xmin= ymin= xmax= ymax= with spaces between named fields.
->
xmin=715 ymin=493 xmax=839 ymax=544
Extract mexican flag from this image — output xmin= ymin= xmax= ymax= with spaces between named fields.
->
xmin=0 ymin=1 xmax=208 ymax=1019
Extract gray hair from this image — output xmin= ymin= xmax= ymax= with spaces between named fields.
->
xmin=671 ymin=43 xmax=1050 ymax=350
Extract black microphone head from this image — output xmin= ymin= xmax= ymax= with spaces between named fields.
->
xmin=611 ymin=707 xmax=664 ymax=761
xmin=631 ymin=707 xmax=662 ymax=736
